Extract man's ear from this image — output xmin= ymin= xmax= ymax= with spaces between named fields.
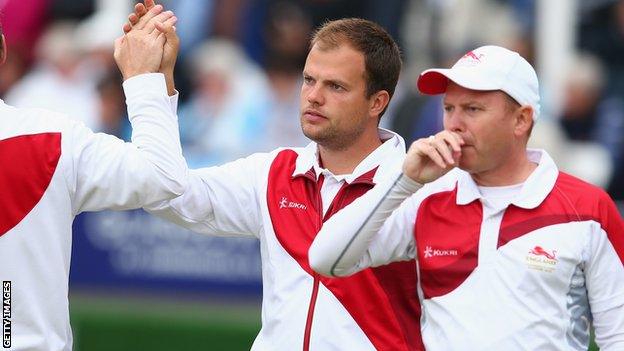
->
xmin=0 ymin=34 xmax=7 ymax=65
xmin=514 ymin=105 xmax=534 ymax=138
xmin=369 ymin=90 xmax=390 ymax=119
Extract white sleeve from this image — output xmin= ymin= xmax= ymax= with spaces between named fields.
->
xmin=145 ymin=152 xmax=271 ymax=238
xmin=309 ymin=174 xmax=422 ymax=277
xmin=586 ymin=195 xmax=624 ymax=349
xmin=68 ymin=73 xmax=187 ymax=214
xmin=593 ymin=307 xmax=624 ymax=350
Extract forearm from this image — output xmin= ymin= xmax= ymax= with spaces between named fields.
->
xmin=309 ymin=174 xmax=422 ymax=277
xmin=71 ymin=73 xmax=187 ymax=212
xmin=125 ymin=73 xmax=187 ymax=197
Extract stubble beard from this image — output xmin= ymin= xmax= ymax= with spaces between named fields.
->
xmin=301 ymin=116 xmax=367 ymax=151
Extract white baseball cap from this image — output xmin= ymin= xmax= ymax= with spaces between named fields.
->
xmin=417 ymin=45 xmax=541 ymax=120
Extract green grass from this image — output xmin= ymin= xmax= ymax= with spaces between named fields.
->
xmin=70 ymin=292 xmax=261 ymax=351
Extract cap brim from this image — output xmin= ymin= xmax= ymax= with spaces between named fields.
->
xmin=417 ymin=68 xmax=501 ymax=95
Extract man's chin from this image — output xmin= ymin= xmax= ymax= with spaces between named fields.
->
xmin=302 ymin=131 xmax=325 ymax=144
xmin=301 ymin=124 xmax=324 ymax=141
xmin=457 ymin=158 xmax=476 ymax=173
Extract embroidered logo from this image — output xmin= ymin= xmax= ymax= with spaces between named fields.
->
xmin=423 ymin=246 xmax=459 ymax=259
xmin=457 ymin=50 xmax=485 ymax=67
xmin=526 ymin=245 xmax=558 ymax=273
xmin=529 ymin=246 xmax=557 ymax=260
xmin=463 ymin=51 xmax=484 ymax=62
xmin=278 ymin=196 xmax=307 ymax=210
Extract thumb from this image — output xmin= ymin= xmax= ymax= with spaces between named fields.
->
xmin=155 ymin=18 xmax=179 ymax=44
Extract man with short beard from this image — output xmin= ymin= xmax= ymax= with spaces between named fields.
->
xmin=144 ymin=16 xmax=424 ymax=351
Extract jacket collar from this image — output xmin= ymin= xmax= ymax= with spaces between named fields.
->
xmin=456 ymin=149 xmax=559 ymax=209
xmin=292 ymin=128 xmax=405 ymax=184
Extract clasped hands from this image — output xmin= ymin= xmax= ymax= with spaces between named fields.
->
xmin=114 ymin=0 xmax=178 ymax=95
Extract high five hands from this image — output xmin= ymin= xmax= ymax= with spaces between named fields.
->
xmin=116 ymin=0 xmax=179 ymax=95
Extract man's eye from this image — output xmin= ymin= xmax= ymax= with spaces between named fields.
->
xmin=330 ymin=83 xmax=343 ymax=91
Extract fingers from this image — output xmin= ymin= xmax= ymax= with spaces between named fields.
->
xmin=121 ymin=2 xmax=150 ymax=34
xmin=155 ymin=31 xmax=167 ymax=48
xmin=133 ymin=3 xmax=163 ymax=30
xmin=410 ymin=131 xmax=463 ymax=170
xmin=154 ymin=16 xmax=178 ymax=37
xmin=144 ymin=0 xmax=156 ymax=10
xmin=416 ymin=141 xmax=448 ymax=169
xmin=429 ymin=136 xmax=453 ymax=165
xmin=144 ymin=10 xmax=174 ymax=33
xmin=135 ymin=2 xmax=147 ymax=18
xmin=150 ymin=17 xmax=177 ymax=50
xmin=123 ymin=12 xmax=139 ymax=33
xmin=430 ymin=131 xmax=465 ymax=164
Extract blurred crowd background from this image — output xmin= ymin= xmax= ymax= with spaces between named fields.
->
xmin=1 ymin=0 xmax=621 ymax=349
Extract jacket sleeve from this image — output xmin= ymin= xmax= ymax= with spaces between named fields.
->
xmin=586 ymin=193 xmax=624 ymax=350
xmin=68 ymin=73 xmax=187 ymax=214
xmin=144 ymin=152 xmax=272 ymax=238
xmin=309 ymin=174 xmax=422 ymax=277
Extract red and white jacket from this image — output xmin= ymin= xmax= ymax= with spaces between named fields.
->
xmin=310 ymin=149 xmax=624 ymax=350
xmin=0 ymin=74 xmax=187 ymax=351
xmin=147 ymin=129 xmax=425 ymax=350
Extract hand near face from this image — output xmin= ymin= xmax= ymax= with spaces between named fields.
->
xmin=403 ymin=131 xmax=464 ymax=184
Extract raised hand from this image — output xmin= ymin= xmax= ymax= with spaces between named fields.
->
xmin=122 ymin=1 xmax=179 ymax=95
xmin=123 ymin=0 xmax=156 ymax=34
xmin=113 ymin=5 xmax=176 ymax=80
xmin=403 ymin=131 xmax=464 ymax=184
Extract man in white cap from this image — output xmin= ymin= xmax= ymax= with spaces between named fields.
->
xmin=309 ymin=45 xmax=624 ymax=350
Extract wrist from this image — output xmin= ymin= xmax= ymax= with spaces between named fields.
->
xmin=162 ymin=71 xmax=176 ymax=96
xmin=123 ymin=69 xmax=151 ymax=81
xmin=397 ymin=173 xmax=423 ymax=193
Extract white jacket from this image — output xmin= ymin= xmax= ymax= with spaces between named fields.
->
xmin=147 ymin=129 xmax=425 ymax=351
xmin=310 ymin=150 xmax=624 ymax=350
xmin=0 ymin=73 xmax=187 ymax=351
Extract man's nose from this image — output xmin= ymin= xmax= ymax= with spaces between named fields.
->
xmin=306 ymin=84 xmax=324 ymax=106
xmin=445 ymin=111 xmax=465 ymax=133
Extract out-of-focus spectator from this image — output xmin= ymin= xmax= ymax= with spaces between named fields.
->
xmin=49 ymin=0 xmax=95 ymax=20
xmin=162 ymin=0 xmax=215 ymax=58
xmin=0 ymin=0 xmax=50 ymax=95
xmin=158 ymin=0 xmax=216 ymax=101
xmin=96 ymin=70 xmax=130 ymax=141
xmin=391 ymin=92 xmax=443 ymax=143
xmin=4 ymin=21 xmax=100 ymax=130
xmin=177 ymin=38 xmax=269 ymax=167
xmin=258 ymin=1 xmax=312 ymax=150
xmin=579 ymin=0 xmax=624 ymax=94
xmin=400 ymin=0 xmax=522 ymax=74
xmin=74 ymin=8 xmax=127 ymax=82
xmin=578 ymin=0 xmax=624 ymax=200
xmin=527 ymin=53 xmax=616 ymax=189
xmin=558 ymin=53 xmax=624 ymax=197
